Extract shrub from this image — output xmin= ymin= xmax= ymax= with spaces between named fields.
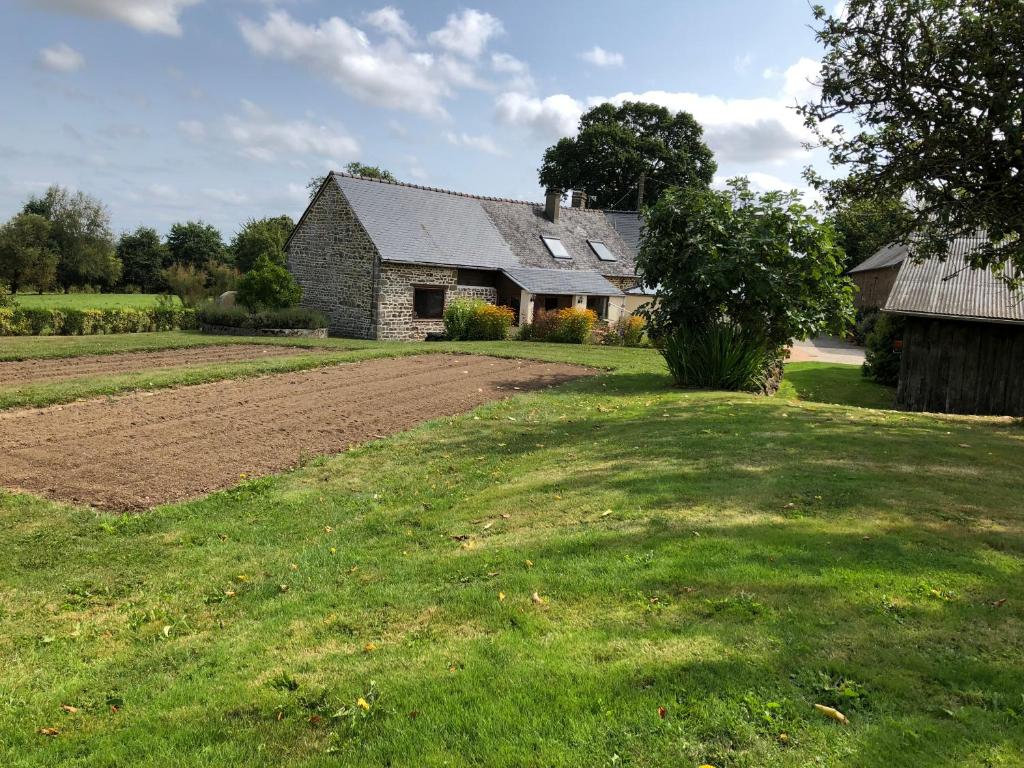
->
xmin=236 ymin=255 xmax=301 ymax=311
xmin=862 ymin=312 xmax=905 ymax=385
xmin=444 ymin=299 xmax=514 ymax=341
xmin=443 ymin=299 xmax=478 ymax=340
xmin=528 ymin=307 xmax=598 ymax=344
xmin=602 ymin=314 xmax=646 ymax=347
xmin=0 ymin=283 xmax=14 ymax=309
xmin=662 ymin=322 xmax=781 ymax=393
xmin=196 ymin=304 xmax=326 ymax=330
xmin=0 ymin=306 xmax=195 ymax=336
xmin=164 ymin=263 xmax=211 ymax=308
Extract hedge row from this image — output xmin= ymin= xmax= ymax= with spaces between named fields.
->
xmin=196 ymin=304 xmax=328 ymax=330
xmin=0 ymin=306 xmax=197 ymax=336
xmin=517 ymin=308 xmax=598 ymax=344
xmin=443 ymin=299 xmax=515 ymax=341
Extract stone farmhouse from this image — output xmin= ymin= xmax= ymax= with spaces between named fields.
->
xmin=285 ymin=172 xmax=647 ymax=340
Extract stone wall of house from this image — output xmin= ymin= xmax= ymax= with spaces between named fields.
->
xmin=377 ymin=263 xmax=500 ymax=340
xmin=604 ymin=275 xmax=639 ymax=292
xmin=286 ymin=181 xmax=379 ymax=339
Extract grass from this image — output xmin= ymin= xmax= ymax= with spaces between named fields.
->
xmin=0 ymin=336 xmax=1022 ymax=767
xmin=11 ymin=293 xmax=179 ymax=310
xmin=776 ymin=362 xmax=896 ymax=410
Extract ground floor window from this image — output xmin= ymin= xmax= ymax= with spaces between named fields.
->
xmin=413 ymin=287 xmax=445 ymax=319
xmin=587 ymin=295 xmax=609 ymax=320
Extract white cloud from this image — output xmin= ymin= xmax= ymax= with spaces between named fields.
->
xmin=778 ymin=57 xmax=821 ymax=102
xmin=715 ymin=171 xmax=823 ymax=207
xmin=602 ymin=88 xmax=814 ymax=164
xmin=37 ymin=43 xmax=85 ymax=73
xmin=239 ymin=10 xmax=456 ymax=117
xmin=177 ymin=119 xmax=206 ymax=141
xmin=147 ymin=183 xmax=180 ymax=203
xmin=734 ymin=53 xmax=753 ymax=75
xmin=364 ymin=6 xmax=415 ymax=45
xmin=428 ymin=9 xmax=503 ymax=59
xmin=494 ymin=92 xmax=583 ymax=141
xmin=202 ymin=188 xmax=249 ymax=205
xmin=444 ymin=131 xmax=504 ymax=155
xmin=491 ymin=52 xmax=533 ymax=91
xmin=579 ymin=46 xmax=624 ymax=68
xmin=224 ymin=100 xmax=360 ymax=164
xmin=36 ymin=0 xmax=202 ymax=36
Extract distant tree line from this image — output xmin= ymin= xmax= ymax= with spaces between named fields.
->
xmin=0 ymin=184 xmax=295 ymax=305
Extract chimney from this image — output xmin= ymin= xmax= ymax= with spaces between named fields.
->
xmin=544 ymin=189 xmax=562 ymax=223
xmin=571 ymin=190 xmax=587 ymax=209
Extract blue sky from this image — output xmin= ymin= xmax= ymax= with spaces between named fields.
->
xmin=0 ymin=0 xmax=829 ymax=239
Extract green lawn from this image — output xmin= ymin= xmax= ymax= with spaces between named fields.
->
xmin=12 ymin=293 xmax=178 ymax=310
xmin=0 ymin=338 xmax=1021 ymax=767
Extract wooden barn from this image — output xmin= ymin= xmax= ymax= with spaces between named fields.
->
xmin=884 ymin=237 xmax=1024 ymax=416
xmin=847 ymin=242 xmax=910 ymax=309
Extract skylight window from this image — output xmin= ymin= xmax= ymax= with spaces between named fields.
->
xmin=588 ymin=240 xmax=617 ymax=261
xmin=541 ymin=236 xmax=571 ymax=259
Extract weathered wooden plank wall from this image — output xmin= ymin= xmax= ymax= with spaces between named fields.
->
xmin=897 ymin=316 xmax=1024 ymax=416
xmin=851 ymin=267 xmax=899 ymax=310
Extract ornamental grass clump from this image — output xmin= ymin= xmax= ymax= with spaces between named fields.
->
xmin=443 ymin=299 xmax=514 ymax=340
xmin=526 ymin=307 xmax=597 ymax=344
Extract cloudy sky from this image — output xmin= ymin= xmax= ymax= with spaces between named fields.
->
xmin=0 ymin=0 xmax=829 ymax=238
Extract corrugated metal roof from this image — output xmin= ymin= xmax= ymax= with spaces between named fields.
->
xmin=847 ymin=242 xmax=909 ymax=273
xmin=333 ymin=174 xmax=518 ymax=270
xmin=602 ymin=211 xmax=643 ymax=255
xmin=501 ymin=267 xmax=624 ymax=296
xmin=885 ymin=236 xmax=1024 ymax=323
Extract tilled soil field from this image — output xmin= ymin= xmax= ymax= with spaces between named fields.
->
xmin=0 ymin=354 xmax=591 ymax=510
xmin=0 ymin=344 xmax=328 ymax=388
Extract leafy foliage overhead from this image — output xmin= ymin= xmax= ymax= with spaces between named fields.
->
xmin=800 ymin=0 xmax=1024 ymax=280
xmin=638 ymin=178 xmax=854 ymax=353
xmin=538 ymin=101 xmax=716 ymax=210
xmin=827 ymin=196 xmax=912 ymax=273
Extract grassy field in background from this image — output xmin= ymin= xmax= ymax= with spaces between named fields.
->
xmin=11 ymin=293 xmax=178 ymax=310
xmin=0 ymin=336 xmax=1021 ymax=767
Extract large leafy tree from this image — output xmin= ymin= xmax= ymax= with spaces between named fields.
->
xmin=0 ymin=212 xmax=59 ymax=293
xmin=230 ymin=215 xmax=294 ymax=272
xmin=23 ymin=185 xmax=120 ymax=289
xmin=828 ymin=196 xmax=913 ymax=272
xmin=307 ymin=163 xmax=397 ymax=199
xmin=166 ymin=220 xmax=225 ymax=269
xmin=538 ymin=102 xmax=716 ymax=210
xmin=638 ymin=178 xmax=854 ymax=353
xmin=117 ymin=226 xmax=169 ymax=292
xmin=800 ymin=0 xmax=1024 ymax=279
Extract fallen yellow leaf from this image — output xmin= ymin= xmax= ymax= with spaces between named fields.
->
xmin=814 ymin=703 xmax=849 ymax=725
xmin=356 ymin=697 xmax=370 ymax=711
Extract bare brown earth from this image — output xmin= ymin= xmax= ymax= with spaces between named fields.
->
xmin=0 ymin=354 xmax=591 ymax=510
xmin=0 ymin=344 xmax=327 ymax=388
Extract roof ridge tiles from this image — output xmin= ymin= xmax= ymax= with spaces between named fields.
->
xmin=329 ymin=170 xmax=616 ymax=211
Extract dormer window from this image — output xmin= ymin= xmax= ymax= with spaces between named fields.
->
xmin=588 ymin=240 xmax=616 ymax=261
xmin=541 ymin=236 xmax=571 ymax=259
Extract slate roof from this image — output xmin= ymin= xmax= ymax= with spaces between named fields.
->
xmin=602 ymin=211 xmax=643 ymax=255
xmin=885 ymin=235 xmax=1024 ymax=324
xmin=502 ymin=267 xmax=624 ymax=296
xmin=847 ymin=242 xmax=910 ymax=274
xmin=332 ymin=173 xmax=517 ymax=270
xmin=321 ymin=173 xmax=639 ymax=282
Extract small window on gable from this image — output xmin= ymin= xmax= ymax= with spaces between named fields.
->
xmin=413 ymin=287 xmax=445 ymax=319
xmin=541 ymin=236 xmax=571 ymax=259
xmin=588 ymin=240 xmax=617 ymax=261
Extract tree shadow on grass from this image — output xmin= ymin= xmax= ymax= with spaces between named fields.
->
xmin=780 ymin=362 xmax=896 ymax=409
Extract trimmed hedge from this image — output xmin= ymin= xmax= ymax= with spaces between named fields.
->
xmin=0 ymin=305 xmax=197 ymax=336
xmin=196 ymin=304 xmax=327 ymax=331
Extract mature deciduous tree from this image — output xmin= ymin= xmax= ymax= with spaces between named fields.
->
xmin=538 ymin=102 xmax=716 ymax=210
xmin=638 ymin=179 xmax=853 ymax=354
xmin=827 ymin=195 xmax=913 ymax=272
xmin=0 ymin=212 xmax=58 ymax=293
xmin=230 ymin=215 xmax=294 ymax=272
xmin=23 ymin=185 xmax=120 ymax=289
xmin=307 ymin=163 xmax=398 ymax=199
xmin=117 ymin=226 xmax=169 ymax=292
xmin=166 ymin=220 xmax=225 ymax=269
xmin=800 ymin=0 xmax=1024 ymax=280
